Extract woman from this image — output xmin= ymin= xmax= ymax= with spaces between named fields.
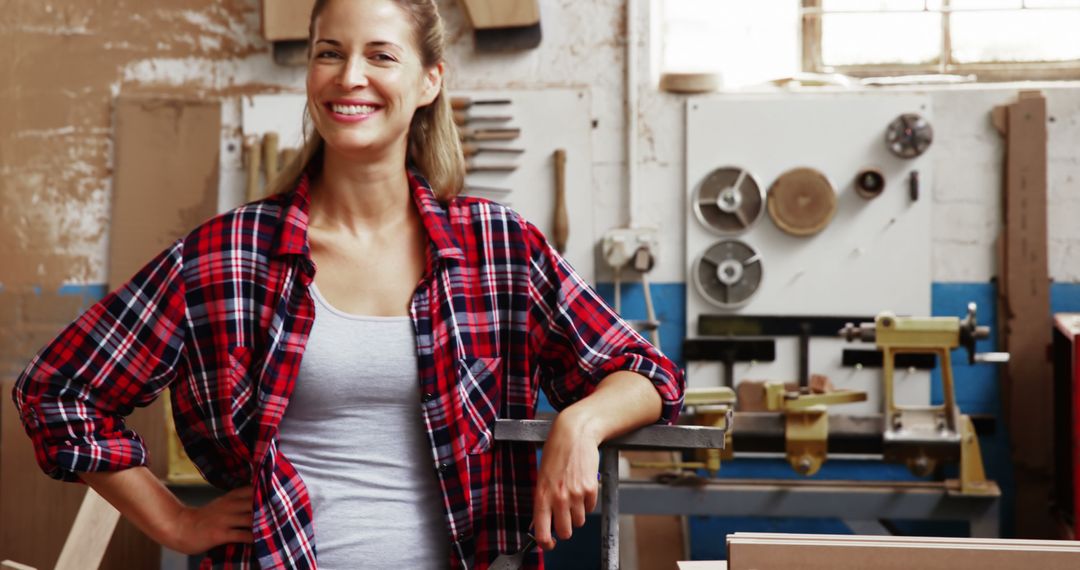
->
xmin=12 ymin=0 xmax=684 ymax=568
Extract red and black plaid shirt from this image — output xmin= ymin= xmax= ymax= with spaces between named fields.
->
xmin=13 ymin=171 xmax=684 ymax=569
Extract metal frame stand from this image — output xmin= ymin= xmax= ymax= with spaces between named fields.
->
xmin=494 ymin=416 xmax=733 ymax=570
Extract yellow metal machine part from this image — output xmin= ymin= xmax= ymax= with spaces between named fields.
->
xmin=764 ymin=382 xmax=867 ymax=476
xmin=632 ymin=387 xmax=735 ymax=475
xmin=847 ymin=309 xmax=999 ymax=496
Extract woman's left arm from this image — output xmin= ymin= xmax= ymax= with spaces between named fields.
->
xmin=532 ymin=370 xmax=661 ymax=550
xmin=520 ymin=219 xmax=684 ymax=550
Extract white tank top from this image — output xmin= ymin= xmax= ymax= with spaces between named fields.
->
xmin=276 ymin=283 xmax=448 ymax=569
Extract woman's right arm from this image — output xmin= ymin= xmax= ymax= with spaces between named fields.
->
xmin=79 ymin=469 xmax=253 ymax=554
xmin=12 ymin=239 xmax=252 ymax=551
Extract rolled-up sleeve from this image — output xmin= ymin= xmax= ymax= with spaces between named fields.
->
xmin=11 ymin=239 xmax=188 ymax=481
xmin=523 ymin=222 xmax=684 ymax=425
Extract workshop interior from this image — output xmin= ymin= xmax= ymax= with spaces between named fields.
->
xmin=3 ymin=0 xmax=1080 ymax=568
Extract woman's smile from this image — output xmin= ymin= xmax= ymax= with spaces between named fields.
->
xmin=325 ymin=99 xmax=383 ymax=123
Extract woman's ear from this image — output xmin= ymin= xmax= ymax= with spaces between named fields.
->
xmin=420 ymin=61 xmax=444 ymax=107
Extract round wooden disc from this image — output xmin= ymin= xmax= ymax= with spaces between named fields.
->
xmin=766 ymin=167 xmax=837 ymax=236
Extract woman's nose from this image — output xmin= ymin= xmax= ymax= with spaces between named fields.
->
xmin=336 ymin=57 xmax=369 ymax=89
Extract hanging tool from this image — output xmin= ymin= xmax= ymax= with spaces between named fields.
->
xmin=280 ymin=147 xmax=299 ymax=172
xmin=262 ymin=132 xmax=280 ymax=187
xmin=466 ymin=160 xmax=517 ymax=173
xmin=453 ymin=111 xmax=513 ymax=126
xmin=553 ymin=149 xmax=569 ymax=253
xmin=244 ymin=135 xmax=263 ymax=203
xmin=450 ymin=96 xmax=512 ymax=111
xmin=461 ymin=144 xmax=524 ymax=158
xmin=458 ymin=127 xmax=520 ymax=142
xmin=458 ymin=0 xmax=542 ymax=51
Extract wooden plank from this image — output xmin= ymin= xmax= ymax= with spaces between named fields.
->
xmin=733 ymin=532 xmax=1080 ymax=548
xmin=261 ymin=0 xmax=316 ymax=41
xmin=54 ymin=489 xmax=121 ymax=570
xmin=995 ymin=90 xmax=1056 ymax=538
xmin=728 ymin=534 xmax=1080 ymax=570
xmin=109 ymin=96 xmax=220 ymax=289
xmin=459 ymin=0 xmax=540 ymax=29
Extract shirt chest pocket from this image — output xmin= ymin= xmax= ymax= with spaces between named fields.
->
xmin=456 ymin=355 xmax=503 ymax=455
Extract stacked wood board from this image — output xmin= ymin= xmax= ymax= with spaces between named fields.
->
xmin=679 ymin=532 xmax=1080 ymax=569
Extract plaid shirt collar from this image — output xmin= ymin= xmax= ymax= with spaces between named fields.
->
xmin=271 ymin=169 xmax=466 ymax=262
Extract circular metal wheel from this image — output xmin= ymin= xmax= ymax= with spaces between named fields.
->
xmin=767 ymin=167 xmax=837 ymax=237
xmin=692 ymin=167 xmax=764 ymax=235
xmin=885 ymin=113 xmax=934 ymax=159
xmin=692 ymin=239 xmax=764 ymax=309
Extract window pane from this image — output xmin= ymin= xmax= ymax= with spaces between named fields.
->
xmin=663 ymin=2 xmax=799 ymax=86
xmin=1026 ymin=0 xmax=1080 ymax=7
xmin=949 ymin=0 xmax=1022 ymax=9
xmin=951 ymin=10 xmax=1080 ymax=62
xmin=821 ymin=13 xmax=941 ymax=66
xmin=823 ymin=0 xmax=931 ymax=11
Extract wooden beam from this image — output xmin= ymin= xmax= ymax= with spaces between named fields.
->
xmin=993 ymin=90 xmax=1056 ymax=538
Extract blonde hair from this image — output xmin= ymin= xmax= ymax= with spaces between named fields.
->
xmin=265 ymin=0 xmax=465 ymax=201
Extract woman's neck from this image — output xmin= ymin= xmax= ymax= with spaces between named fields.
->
xmin=309 ymin=147 xmax=415 ymax=235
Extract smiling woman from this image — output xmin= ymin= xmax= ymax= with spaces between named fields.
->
xmin=265 ymin=0 xmax=464 ymax=201
xmin=12 ymin=0 xmax=684 ymax=569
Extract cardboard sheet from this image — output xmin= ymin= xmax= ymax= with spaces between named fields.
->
xmin=109 ymin=97 xmax=221 ymax=289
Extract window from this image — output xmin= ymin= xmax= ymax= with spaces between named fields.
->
xmin=655 ymin=1 xmax=800 ymax=88
xmin=657 ymin=1 xmax=1080 ymax=87
xmin=803 ymin=0 xmax=1080 ymax=80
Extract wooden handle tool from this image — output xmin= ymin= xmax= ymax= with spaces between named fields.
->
xmin=262 ymin=132 xmax=280 ymax=186
xmin=553 ymin=149 xmax=569 ymax=253
xmin=458 ymin=127 xmax=521 ymax=141
xmin=450 ymin=96 xmax=512 ymax=110
xmin=461 ymin=144 xmax=525 ymax=157
xmin=453 ymin=110 xmax=513 ymax=126
xmin=244 ymin=135 xmax=263 ymax=203
xmin=279 ymin=148 xmax=299 ymax=171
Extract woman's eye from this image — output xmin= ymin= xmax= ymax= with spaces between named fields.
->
xmin=372 ymin=53 xmax=397 ymax=62
xmin=316 ymin=51 xmax=341 ymax=59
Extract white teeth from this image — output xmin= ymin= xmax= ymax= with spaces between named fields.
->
xmin=331 ymin=104 xmax=376 ymax=116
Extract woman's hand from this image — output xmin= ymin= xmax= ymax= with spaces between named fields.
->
xmin=532 ymin=410 xmax=602 ymax=550
xmin=161 ymin=486 xmax=255 ymax=555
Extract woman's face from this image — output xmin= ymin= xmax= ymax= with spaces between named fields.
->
xmin=307 ymin=0 xmax=441 ymax=160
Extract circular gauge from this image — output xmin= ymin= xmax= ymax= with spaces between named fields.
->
xmin=692 ymin=239 xmax=763 ymax=309
xmin=692 ymin=167 xmax=764 ymax=235
xmin=886 ymin=113 xmax=933 ymax=158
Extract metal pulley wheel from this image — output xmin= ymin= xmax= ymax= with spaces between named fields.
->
xmin=692 ymin=166 xmax=764 ymax=235
xmin=885 ymin=113 xmax=933 ymax=158
xmin=767 ymin=167 xmax=837 ymax=237
xmin=692 ymin=239 xmax=763 ymax=308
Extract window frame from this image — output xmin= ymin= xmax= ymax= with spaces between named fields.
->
xmin=800 ymin=0 xmax=1080 ymax=81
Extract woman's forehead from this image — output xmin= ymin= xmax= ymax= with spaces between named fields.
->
xmin=313 ymin=0 xmax=415 ymax=44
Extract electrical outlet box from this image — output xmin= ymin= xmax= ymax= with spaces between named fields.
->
xmin=601 ymin=227 xmax=659 ymax=271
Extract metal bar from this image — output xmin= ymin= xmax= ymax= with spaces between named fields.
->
xmin=600 ymin=450 xmax=619 ymax=570
xmin=493 ymin=419 xmax=731 ymax=450
xmin=618 ymin=479 xmax=1000 ymax=537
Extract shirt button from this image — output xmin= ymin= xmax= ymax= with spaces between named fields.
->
xmin=438 ymin=463 xmax=450 ymax=473
xmin=422 ymin=393 xmax=435 ymax=403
